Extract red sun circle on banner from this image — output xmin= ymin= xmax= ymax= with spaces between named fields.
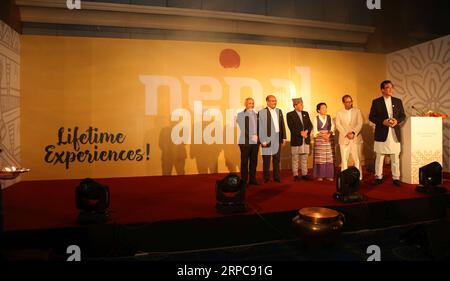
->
xmin=219 ymin=49 xmax=240 ymax=69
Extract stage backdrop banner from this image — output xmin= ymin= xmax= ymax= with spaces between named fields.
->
xmin=21 ymin=35 xmax=386 ymax=180
xmin=0 ymin=20 xmax=21 ymax=188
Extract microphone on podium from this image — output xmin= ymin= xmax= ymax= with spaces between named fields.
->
xmin=411 ymin=105 xmax=424 ymax=116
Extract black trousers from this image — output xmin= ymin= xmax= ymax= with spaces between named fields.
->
xmin=239 ymin=144 xmax=259 ymax=183
xmin=262 ymin=144 xmax=281 ymax=181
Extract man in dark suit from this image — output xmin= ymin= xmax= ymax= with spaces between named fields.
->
xmin=369 ymin=80 xmax=406 ymax=186
xmin=287 ymin=98 xmax=313 ymax=182
xmin=258 ymin=95 xmax=286 ymax=183
xmin=236 ymin=98 xmax=259 ymax=185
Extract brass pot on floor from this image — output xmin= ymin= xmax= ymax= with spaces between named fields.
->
xmin=292 ymin=207 xmax=345 ymax=247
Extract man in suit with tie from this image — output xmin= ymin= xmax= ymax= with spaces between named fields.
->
xmin=286 ymin=98 xmax=313 ymax=182
xmin=258 ymin=95 xmax=286 ymax=183
xmin=369 ymin=80 xmax=406 ymax=186
xmin=236 ymin=98 xmax=259 ymax=185
xmin=336 ymin=95 xmax=363 ymax=179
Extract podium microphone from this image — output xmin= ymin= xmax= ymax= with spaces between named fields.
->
xmin=411 ymin=105 xmax=424 ymax=116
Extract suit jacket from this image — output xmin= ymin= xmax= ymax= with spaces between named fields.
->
xmin=335 ymin=107 xmax=363 ymax=145
xmin=258 ymin=107 xmax=286 ymax=147
xmin=236 ymin=109 xmax=259 ymax=145
xmin=369 ymin=96 xmax=406 ymax=142
xmin=286 ymin=110 xmax=313 ymax=146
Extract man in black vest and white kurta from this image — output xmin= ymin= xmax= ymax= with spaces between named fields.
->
xmin=369 ymin=80 xmax=406 ymax=186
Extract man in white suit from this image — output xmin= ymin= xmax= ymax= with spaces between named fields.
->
xmin=335 ymin=95 xmax=363 ymax=179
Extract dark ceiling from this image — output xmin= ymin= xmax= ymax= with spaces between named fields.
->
xmin=1 ymin=0 xmax=449 ymax=53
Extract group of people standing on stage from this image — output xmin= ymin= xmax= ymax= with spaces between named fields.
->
xmin=236 ymin=80 xmax=406 ymax=187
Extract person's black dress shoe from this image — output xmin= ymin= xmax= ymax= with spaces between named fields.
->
xmin=393 ymin=179 xmax=401 ymax=186
xmin=274 ymin=178 xmax=281 ymax=183
xmin=373 ymin=179 xmax=383 ymax=185
xmin=293 ymin=176 xmax=299 ymax=182
xmin=301 ymin=175 xmax=312 ymax=181
xmin=264 ymin=178 xmax=270 ymax=183
xmin=249 ymin=180 xmax=260 ymax=185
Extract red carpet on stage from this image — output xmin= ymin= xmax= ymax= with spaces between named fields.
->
xmin=3 ymin=170 xmax=450 ymax=231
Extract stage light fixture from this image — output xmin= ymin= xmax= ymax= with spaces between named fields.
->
xmin=333 ymin=167 xmax=363 ymax=203
xmin=76 ymin=178 xmax=110 ymax=224
xmin=215 ymin=173 xmax=246 ymax=214
xmin=415 ymin=162 xmax=447 ymax=194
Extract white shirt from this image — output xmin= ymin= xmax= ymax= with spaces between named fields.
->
xmin=384 ymin=96 xmax=393 ymax=119
xmin=296 ymin=110 xmax=304 ymax=124
xmin=247 ymin=109 xmax=258 ymax=136
xmin=268 ymin=107 xmax=280 ymax=133
xmin=346 ymin=108 xmax=352 ymax=124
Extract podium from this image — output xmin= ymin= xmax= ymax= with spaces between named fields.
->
xmin=400 ymin=117 xmax=443 ymax=184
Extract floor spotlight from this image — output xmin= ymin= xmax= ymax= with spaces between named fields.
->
xmin=333 ymin=167 xmax=363 ymax=203
xmin=215 ymin=173 xmax=246 ymax=214
xmin=76 ymin=178 xmax=110 ymax=224
xmin=416 ymin=162 xmax=447 ymax=194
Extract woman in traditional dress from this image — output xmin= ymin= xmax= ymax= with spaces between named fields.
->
xmin=313 ymin=103 xmax=335 ymax=181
